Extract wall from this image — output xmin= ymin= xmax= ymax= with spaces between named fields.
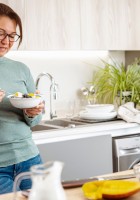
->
xmin=5 ymin=50 xmax=125 ymax=119
xmin=125 ymin=51 xmax=140 ymax=66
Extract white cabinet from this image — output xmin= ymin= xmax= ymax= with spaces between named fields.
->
xmin=80 ymin=0 xmax=140 ymax=50
xmin=108 ymin=0 xmax=140 ymax=50
xmin=0 ymin=0 xmax=81 ymax=50
xmin=24 ymin=0 xmax=81 ymax=50
xmin=80 ymin=0 xmax=109 ymax=50
xmin=1 ymin=0 xmax=140 ymax=50
xmin=37 ymin=134 xmax=113 ymax=181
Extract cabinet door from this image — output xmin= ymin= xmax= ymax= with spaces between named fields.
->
xmin=107 ymin=0 xmax=140 ymax=50
xmin=0 ymin=0 xmax=81 ymax=50
xmin=1 ymin=0 xmax=140 ymax=50
xmin=24 ymin=0 xmax=81 ymax=50
xmin=80 ymin=0 xmax=109 ymax=50
xmin=37 ymin=134 xmax=113 ymax=181
xmin=80 ymin=0 xmax=140 ymax=50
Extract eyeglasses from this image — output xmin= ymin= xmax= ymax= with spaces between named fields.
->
xmin=0 ymin=28 xmax=20 ymax=42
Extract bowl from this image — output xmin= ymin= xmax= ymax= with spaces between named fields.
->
xmin=85 ymin=104 xmax=115 ymax=113
xmin=7 ymin=94 xmax=44 ymax=109
xmin=79 ymin=110 xmax=117 ymax=120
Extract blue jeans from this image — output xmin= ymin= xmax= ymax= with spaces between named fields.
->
xmin=0 ymin=154 xmax=42 ymax=194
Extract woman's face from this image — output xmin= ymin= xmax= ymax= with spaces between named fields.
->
xmin=0 ymin=16 xmax=17 ymax=57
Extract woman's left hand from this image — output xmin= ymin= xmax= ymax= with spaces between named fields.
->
xmin=23 ymin=101 xmax=45 ymax=118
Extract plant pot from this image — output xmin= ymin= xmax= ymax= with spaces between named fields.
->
xmin=114 ymin=91 xmax=132 ymax=107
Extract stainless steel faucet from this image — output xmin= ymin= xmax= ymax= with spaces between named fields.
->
xmin=35 ymin=72 xmax=58 ymax=119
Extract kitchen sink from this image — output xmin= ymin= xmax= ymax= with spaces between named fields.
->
xmin=31 ymin=118 xmax=87 ymax=132
xmin=31 ymin=125 xmax=58 ymax=132
xmin=44 ymin=118 xmax=86 ymax=128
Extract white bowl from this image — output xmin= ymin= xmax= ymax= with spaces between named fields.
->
xmin=8 ymin=95 xmax=44 ymax=109
xmin=79 ymin=110 xmax=117 ymax=120
xmin=85 ymin=104 xmax=115 ymax=113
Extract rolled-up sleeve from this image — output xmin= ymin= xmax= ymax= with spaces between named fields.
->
xmin=23 ymin=112 xmax=42 ymax=127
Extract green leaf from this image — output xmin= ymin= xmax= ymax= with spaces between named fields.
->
xmin=89 ymin=57 xmax=140 ymax=105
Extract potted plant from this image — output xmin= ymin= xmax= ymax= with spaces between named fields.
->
xmin=89 ymin=58 xmax=140 ymax=106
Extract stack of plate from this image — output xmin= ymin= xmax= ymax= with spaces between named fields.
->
xmin=79 ymin=104 xmax=117 ymax=121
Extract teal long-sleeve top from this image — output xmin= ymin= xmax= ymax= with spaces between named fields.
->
xmin=0 ymin=57 xmax=42 ymax=167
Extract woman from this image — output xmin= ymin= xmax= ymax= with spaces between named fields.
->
xmin=0 ymin=3 xmax=44 ymax=194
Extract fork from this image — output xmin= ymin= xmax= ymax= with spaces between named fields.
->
xmin=0 ymin=89 xmax=12 ymax=96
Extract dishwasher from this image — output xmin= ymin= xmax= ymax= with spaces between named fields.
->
xmin=112 ymin=134 xmax=140 ymax=172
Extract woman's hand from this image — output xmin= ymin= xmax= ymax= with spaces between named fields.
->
xmin=23 ymin=101 xmax=45 ymax=118
xmin=0 ymin=90 xmax=5 ymax=102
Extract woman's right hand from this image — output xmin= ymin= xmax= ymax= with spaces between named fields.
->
xmin=0 ymin=90 xmax=5 ymax=102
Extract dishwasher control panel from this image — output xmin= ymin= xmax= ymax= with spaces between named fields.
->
xmin=114 ymin=136 xmax=140 ymax=156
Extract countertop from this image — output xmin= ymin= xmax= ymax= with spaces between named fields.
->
xmin=32 ymin=119 xmax=140 ymax=144
xmin=0 ymin=170 xmax=139 ymax=200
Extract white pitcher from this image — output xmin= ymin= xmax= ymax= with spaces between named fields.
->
xmin=13 ymin=161 xmax=67 ymax=200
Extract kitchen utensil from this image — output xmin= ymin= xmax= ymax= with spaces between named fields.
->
xmin=62 ymin=173 xmax=136 ymax=188
xmin=0 ymin=88 xmax=4 ymax=92
xmin=79 ymin=110 xmax=117 ymax=120
xmin=13 ymin=161 xmax=67 ymax=200
xmin=7 ymin=94 xmax=44 ymax=109
xmin=0 ymin=88 xmax=12 ymax=95
xmin=85 ymin=104 xmax=115 ymax=113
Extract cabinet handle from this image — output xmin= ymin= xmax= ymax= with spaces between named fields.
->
xmin=120 ymin=147 xmax=140 ymax=154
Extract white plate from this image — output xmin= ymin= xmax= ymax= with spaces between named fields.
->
xmin=79 ymin=110 xmax=117 ymax=120
xmin=7 ymin=94 xmax=44 ymax=109
xmin=85 ymin=104 xmax=115 ymax=113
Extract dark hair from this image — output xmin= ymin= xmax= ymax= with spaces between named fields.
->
xmin=0 ymin=3 xmax=22 ymax=47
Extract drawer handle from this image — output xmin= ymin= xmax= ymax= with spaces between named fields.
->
xmin=120 ymin=147 xmax=140 ymax=154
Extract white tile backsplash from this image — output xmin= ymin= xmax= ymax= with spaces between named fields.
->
xmin=5 ymin=50 xmax=125 ymax=119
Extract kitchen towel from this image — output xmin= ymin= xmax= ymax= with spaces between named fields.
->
xmin=117 ymin=102 xmax=140 ymax=123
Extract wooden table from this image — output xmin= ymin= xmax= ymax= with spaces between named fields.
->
xmin=0 ymin=170 xmax=140 ymax=200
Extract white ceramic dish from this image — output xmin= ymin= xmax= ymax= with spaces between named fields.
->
xmin=85 ymin=104 xmax=115 ymax=113
xmin=7 ymin=95 xmax=43 ymax=109
xmin=79 ymin=110 xmax=117 ymax=120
